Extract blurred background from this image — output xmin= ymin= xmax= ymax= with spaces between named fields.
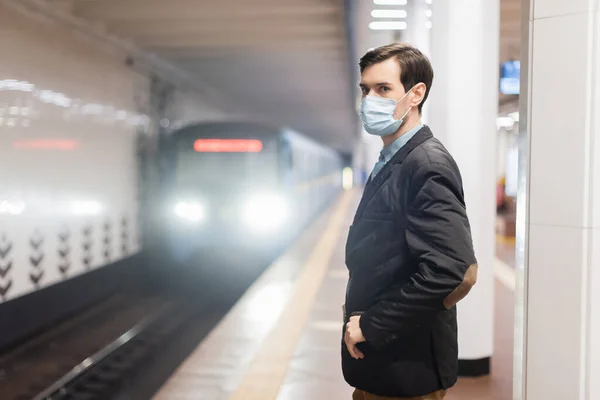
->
xmin=0 ymin=0 xmax=529 ymax=399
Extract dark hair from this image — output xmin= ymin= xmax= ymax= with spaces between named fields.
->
xmin=359 ymin=43 xmax=434 ymax=113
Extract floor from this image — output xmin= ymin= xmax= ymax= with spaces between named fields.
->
xmin=154 ymin=190 xmax=517 ymax=400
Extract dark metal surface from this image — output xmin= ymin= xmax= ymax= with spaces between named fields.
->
xmin=0 ymin=292 xmax=166 ymax=400
xmin=31 ymin=303 xmax=170 ymax=400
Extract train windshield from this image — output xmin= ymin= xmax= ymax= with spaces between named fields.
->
xmin=173 ymin=138 xmax=279 ymax=192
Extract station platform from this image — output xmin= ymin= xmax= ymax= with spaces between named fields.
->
xmin=153 ymin=190 xmax=516 ymax=400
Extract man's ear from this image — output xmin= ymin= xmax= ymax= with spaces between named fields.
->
xmin=410 ymin=82 xmax=427 ymax=108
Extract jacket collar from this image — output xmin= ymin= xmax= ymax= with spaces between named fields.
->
xmin=355 ymin=126 xmax=433 ymax=220
xmin=389 ymin=124 xmax=433 ymax=165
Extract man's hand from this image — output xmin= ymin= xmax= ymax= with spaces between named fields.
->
xmin=345 ymin=315 xmax=366 ymax=359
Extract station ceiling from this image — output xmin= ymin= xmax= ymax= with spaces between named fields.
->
xmin=63 ymin=0 xmax=359 ymax=153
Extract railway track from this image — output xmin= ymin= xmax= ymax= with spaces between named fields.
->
xmin=31 ymin=297 xmax=198 ymax=400
xmin=0 ymin=288 xmax=189 ymax=400
xmin=0 ymin=252 xmax=269 ymax=400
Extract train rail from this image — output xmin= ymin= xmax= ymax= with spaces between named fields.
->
xmin=0 ymin=252 xmax=269 ymax=400
xmin=31 ymin=298 xmax=190 ymax=400
xmin=0 ymin=289 xmax=179 ymax=400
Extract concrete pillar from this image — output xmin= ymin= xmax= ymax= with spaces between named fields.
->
xmin=403 ymin=0 xmax=432 ymax=123
xmin=403 ymin=0 xmax=432 ymax=57
xmin=515 ymin=2 xmax=600 ymax=399
xmin=352 ymin=0 xmax=397 ymax=183
xmin=428 ymin=0 xmax=499 ymax=376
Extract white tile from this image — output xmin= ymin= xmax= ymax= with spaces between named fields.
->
xmin=534 ymin=0 xmax=594 ymax=19
xmin=529 ymin=13 xmax=592 ymax=228
xmin=526 ymin=224 xmax=585 ymax=399
xmin=593 ymin=11 xmax=600 ymax=229
xmin=589 ymin=228 xmax=600 ymax=400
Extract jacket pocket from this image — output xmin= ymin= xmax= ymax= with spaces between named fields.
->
xmin=361 ymin=211 xmax=394 ymax=221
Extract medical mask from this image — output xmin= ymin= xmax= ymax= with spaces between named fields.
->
xmin=359 ymin=90 xmax=413 ymax=137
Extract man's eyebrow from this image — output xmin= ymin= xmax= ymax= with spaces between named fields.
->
xmin=359 ymin=81 xmax=394 ymax=88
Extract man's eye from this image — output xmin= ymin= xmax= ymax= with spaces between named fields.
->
xmin=361 ymin=87 xmax=369 ymax=95
xmin=381 ymin=86 xmax=390 ymax=92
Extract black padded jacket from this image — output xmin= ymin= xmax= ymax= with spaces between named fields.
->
xmin=341 ymin=126 xmax=478 ymax=398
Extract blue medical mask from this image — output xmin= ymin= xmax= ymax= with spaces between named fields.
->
xmin=359 ymin=89 xmax=413 ymax=136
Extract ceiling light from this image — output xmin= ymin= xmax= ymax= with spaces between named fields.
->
xmin=425 ymin=9 xmax=432 ymax=17
xmin=508 ymin=111 xmax=520 ymax=122
xmin=425 ymin=21 xmax=432 ymax=29
xmin=371 ymin=9 xmax=408 ymax=18
xmin=369 ymin=21 xmax=407 ymax=30
xmin=373 ymin=0 xmax=407 ymax=5
xmin=425 ymin=0 xmax=433 ymax=4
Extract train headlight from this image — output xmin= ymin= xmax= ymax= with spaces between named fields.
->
xmin=242 ymin=193 xmax=287 ymax=232
xmin=174 ymin=201 xmax=205 ymax=222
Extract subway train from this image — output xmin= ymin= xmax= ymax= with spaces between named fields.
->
xmin=158 ymin=121 xmax=344 ymax=265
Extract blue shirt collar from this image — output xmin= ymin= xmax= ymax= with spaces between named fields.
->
xmin=380 ymin=123 xmax=424 ymax=163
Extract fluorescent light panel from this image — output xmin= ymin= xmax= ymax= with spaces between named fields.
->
xmin=371 ymin=9 xmax=407 ymax=18
xmin=373 ymin=0 xmax=407 ymax=5
xmin=369 ymin=21 xmax=407 ymax=30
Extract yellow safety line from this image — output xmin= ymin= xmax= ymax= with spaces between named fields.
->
xmin=496 ymin=234 xmax=516 ymax=245
xmin=228 ymin=190 xmax=353 ymax=400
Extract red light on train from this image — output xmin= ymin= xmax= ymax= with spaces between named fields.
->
xmin=193 ymin=139 xmax=263 ymax=153
xmin=12 ymin=139 xmax=79 ymax=150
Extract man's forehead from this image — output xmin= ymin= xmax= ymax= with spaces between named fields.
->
xmin=360 ymin=58 xmax=401 ymax=84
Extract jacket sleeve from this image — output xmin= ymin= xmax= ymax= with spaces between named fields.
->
xmin=359 ymin=162 xmax=478 ymax=349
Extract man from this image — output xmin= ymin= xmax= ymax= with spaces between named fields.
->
xmin=342 ymin=43 xmax=478 ymax=400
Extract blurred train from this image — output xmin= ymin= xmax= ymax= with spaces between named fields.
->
xmin=158 ymin=121 xmax=344 ymax=264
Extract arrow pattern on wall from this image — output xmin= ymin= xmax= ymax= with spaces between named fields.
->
xmin=1 ymin=214 xmax=138 ymax=298
xmin=0 ymin=260 xmax=11 ymax=279
xmin=82 ymin=224 xmax=93 ymax=270
xmin=29 ymin=229 xmax=44 ymax=288
xmin=58 ymin=226 xmax=71 ymax=278
xmin=103 ymin=219 xmax=111 ymax=262
xmin=0 ymin=234 xmax=13 ymax=301
xmin=121 ymin=216 xmax=128 ymax=256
